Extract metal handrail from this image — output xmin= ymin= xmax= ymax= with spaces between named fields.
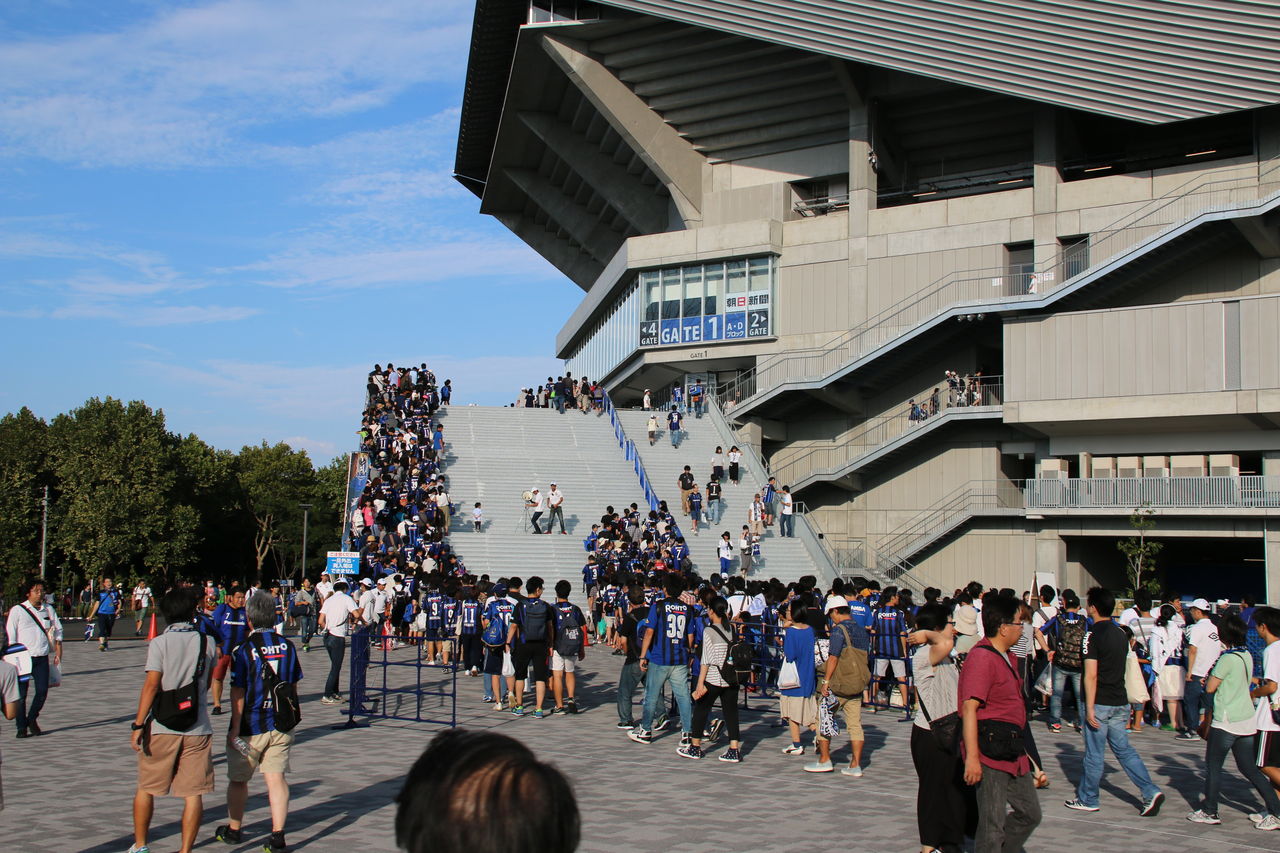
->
xmin=1026 ymin=475 xmax=1280 ymax=509
xmin=600 ymin=388 xmax=662 ymax=513
xmin=717 ymin=153 xmax=1280 ymax=414
xmin=770 ymin=379 xmax=1004 ymax=487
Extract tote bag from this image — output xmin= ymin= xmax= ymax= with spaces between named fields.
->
xmin=778 ymin=658 xmax=801 ymax=690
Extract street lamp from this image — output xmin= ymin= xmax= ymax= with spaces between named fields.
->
xmin=298 ymin=503 xmax=313 ymax=582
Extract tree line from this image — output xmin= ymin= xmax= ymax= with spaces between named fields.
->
xmin=0 ymin=397 xmax=349 ymax=597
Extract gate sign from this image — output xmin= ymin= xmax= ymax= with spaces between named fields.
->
xmin=327 ymin=551 xmax=360 ymax=576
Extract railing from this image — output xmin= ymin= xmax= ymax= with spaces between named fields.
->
xmin=1025 ymin=475 xmax=1280 ymax=509
xmin=794 ymin=193 xmax=851 ymax=217
xmin=875 ymin=479 xmax=1026 ymax=569
xmin=717 ymin=153 xmax=1280 ymax=414
xmin=600 ymin=389 xmax=662 ymax=513
xmin=770 ymin=378 xmax=1004 ymax=487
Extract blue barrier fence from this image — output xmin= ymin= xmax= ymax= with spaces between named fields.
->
xmin=341 ymin=626 xmax=458 ymax=728
xmin=601 ymin=389 xmax=662 ymax=513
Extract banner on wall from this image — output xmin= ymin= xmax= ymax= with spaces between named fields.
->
xmin=340 ymin=451 xmax=371 ymax=551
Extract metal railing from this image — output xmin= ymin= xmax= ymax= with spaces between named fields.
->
xmin=599 ymin=389 xmax=662 ymax=513
xmin=717 ymin=153 xmax=1280 ymax=415
xmin=1025 ymin=475 xmax=1280 ymax=509
xmin=874 ymin=479 xmax=1025 ymax=571
xmin=794 ymin=192 xmax=851 ymax=216
xmin=769 ymin=378 xmax=1004 ymax=487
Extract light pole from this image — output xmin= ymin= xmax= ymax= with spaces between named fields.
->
xmin=39 ymin=485 xmax=48 ymax=575
xmin=298 ymin=503 xmax=313 ymax=582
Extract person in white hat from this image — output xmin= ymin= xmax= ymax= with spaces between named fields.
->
xmin=808 ymin=595 xmax=871 ymax=776
xmin=1180 ymin=598 xmax=1223 ymax=740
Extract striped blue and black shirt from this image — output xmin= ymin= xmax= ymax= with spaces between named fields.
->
xmin=230 ymin=629 xmax=303 ymax=736
xmin=644 ymin=598 xmax=696 ymax=666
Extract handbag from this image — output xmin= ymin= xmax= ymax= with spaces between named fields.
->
xmin=778 ymin=658 xmax=801 ymax=690
xmin=1124 ymin=653 xmax=1150 ymax=704
xmin=152 ymin=632 xmax=211 ymax=732
xmin=918 ymin=686 xmax=961 ymax=753
xmin=973 ymin=645 xmax=1027 ymax=762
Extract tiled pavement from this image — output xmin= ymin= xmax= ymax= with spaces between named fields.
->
xmin=6 ymin=629 xmax=1278 ymax=853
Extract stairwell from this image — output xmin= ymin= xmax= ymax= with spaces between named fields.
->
xmin=615 ymin=406 xmax=830 ymax=584
xmin=434 ymin=405 xmax=648 ymax=596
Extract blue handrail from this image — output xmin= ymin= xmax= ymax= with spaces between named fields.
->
xmin=601 ymin=389 xmax=661 ymax=513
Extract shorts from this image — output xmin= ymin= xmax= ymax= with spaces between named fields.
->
xmin=96 ymin=613 xmax=117 ymax=638
xmin=817 ymin=695 xmax=864 ymax=742
xmin=551 ymin=650 xmax=576 ymax=673
xmin=513 ymin=641 xmax=550 ymax=683
xmin=226 ymin=730 xmax=294 ymax=782
xmin=780 ymin=694 xmax=819 ymax=728
xmin=874 ymin=658 xmax=907 ymax=679
xmin=585 ymin=585 xmax=599 ymax=598
xmin=482 ymin=647 xmax=505 ymax=676
xmin=425 ymin=623 xmax=444 ymax=640
xmin=137 ymin=734 xmax=215 ymax=797
xmin=1259 ymin=731 xmax=1280 ymax=768
xmin=213 ymin=653 xmax=233 ymax=681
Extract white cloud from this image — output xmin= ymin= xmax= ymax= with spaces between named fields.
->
xmin=0 ymin=0 xmax=474 ymax=167
xmin=51 ymin=303 xmax=258 ymax=325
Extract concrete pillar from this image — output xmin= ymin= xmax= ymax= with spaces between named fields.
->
xmin=1259 ymin=105 xmax=1280 ymax=195
xmin=846 ymin=101 xmax=873 ymax=331
xmin=1035 ymin=530 xmax=1066 ymax=587
xmin=1266 ymin=522 xmax=1280 ymax=606
xmin=1032 ymin=106 xmax=1062 ymax=278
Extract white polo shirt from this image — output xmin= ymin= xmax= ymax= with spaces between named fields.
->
xmin=320 ymin=592 xmax=362 ymax=638
xmin=5 ymin=602 xmax=63 ymax=657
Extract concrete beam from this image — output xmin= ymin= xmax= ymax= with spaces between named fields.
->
xmin=517 ymin=112 xmax=668 ymax=235
xmin=803 ymin=386 xmax=864 ymax=416
xmin=504 ymin=168 xmax=625 ymax=265
xmin=541 ymin=33 xmax=704 ymax=225
xmin=494 ymin=213 xmax=602 ymax=291
xmin=1234 ymin=213 xmax=1280 ymax=258
xmin=1267 ymin=522 xmax=1280 ymax=605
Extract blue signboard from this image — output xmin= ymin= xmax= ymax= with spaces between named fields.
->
xmin=723 ymin=311 xmax=747 ymax=340
xmin=660 ymin=318 xmax=681 ymax=345
xmin=642 ymin=294 xmax=768 ymax=348
xmin=326 ymin=551 xmax=359 ymax=576
xmin=680 ymin=316 xmax=702 ymax=343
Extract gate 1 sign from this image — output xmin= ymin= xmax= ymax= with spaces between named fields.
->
xmin=327 ymin=551 xmax=360 ymax=575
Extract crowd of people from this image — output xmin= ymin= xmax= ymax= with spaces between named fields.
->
xmin=513 ymin=374 xmax=604 ymax=413
xmin=907 ymin=370 xmax=995 ymax=426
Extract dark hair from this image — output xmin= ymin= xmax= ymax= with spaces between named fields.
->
xmin=627 ymin=587 xmax=646 ymax=606
xmin=1134 ymin=590 xmax=1153 ymax=611
xmin=395 ymin=730 xmax=579 ymax=853
xmin=914 ymin=602 xmax=950 ymax=632
xmin=334 ymin=581 xmax=348 ymax=592
xmin=1155 ymin=603 xmax=1177 ymax=627
xmin=664 ymin=573 xmax=684 ymax=598
xmin=18 ymin=577 xmax=47 ymax=598
xmin=554 ymin=580 xmax=571 ymax=599
xmin=1061 ymin=589 xmax=1080 ymax=610
xmin=708 ymin=596 xmax=729 ymax=622
xmin=1086 ymin=587 xmax=1115 ymax=618
xmin=525 ymin=576 xmax=542 ymax=595
xmin=1218 ymin=614 xmax=1248 ymax=648
xmin=1255 ymin=606 xmax=1280 ymax=637
xmin=160 ymin=586 xmax=199 ymax=625
xmin=1039 ymin=584 xmax=1055 ymax=605
xmin=981 ymin=595 xmax=1019 ymax=638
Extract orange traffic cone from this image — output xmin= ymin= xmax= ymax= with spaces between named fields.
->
xmin=146 ymin=612 xmax=158 ymax=641
xmin=583 ymin=629 xmax=591 ymax=648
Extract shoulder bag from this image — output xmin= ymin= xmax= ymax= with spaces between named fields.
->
xmin=972 ymin=645 xmax=1026 ymax=762
xmin=152 ymin=632 xmax=211 ymax=731
xmin=917 ymin=656 xmax=961 ymax=753
xmin=246 ymin=633 xmax=301 ymax=734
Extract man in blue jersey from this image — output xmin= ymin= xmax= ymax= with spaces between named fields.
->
xmin=629 ymin=574 xmax=697 ymax=747
xmin=551 ymin=580 xmax=587 ymax=715
xmin=582 ymin=557 xmax=602 ymax=641
xmin=210 ymin=587 xmax=248 ymax=716
xmin=507 ymin=577 xmax=555 ymax=718
xmin=667 ymin=407 xmax=683 ymax=448
xmin=481 ymin=578 xmax=519 ymax=709
xmin=215 ymin=591 xmax=302 ymax=853
xmin=87 ymin=576 xmax=123 ymax=651
xmin=868 ymin=586 xmax=910 ymax=719
xmin=456 ymin=588 xmax=483 ymax=676
xmin=423 ymin=583 xmax=446 ymax=664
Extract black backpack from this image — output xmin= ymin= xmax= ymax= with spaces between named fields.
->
xmin=710 ymin=625 xmax=754 ymax=687
xmin=520 ymin=599 xmax=552 ymax=643
xmin=152 ymin=632 xmax=211 ymax=732
xmin=243 ymin=633 xmax=301 ymax=734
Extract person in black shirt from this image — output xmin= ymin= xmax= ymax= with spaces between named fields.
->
xmin=1065 ymin=587 xmax=1164 ymax=816
xmin=614 ymin=588 xmax=647 ymax=729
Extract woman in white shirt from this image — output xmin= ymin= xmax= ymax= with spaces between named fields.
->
xmin=1149 ymin=604 xmax=1186 ymax=731
xmin=711 ymin=446 xmax=726 ymax=483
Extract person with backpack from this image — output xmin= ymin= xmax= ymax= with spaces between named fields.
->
xmin=130 ymin=587 xmax=216 ymax=853
xmin=480 ymin=582 xmax=518 ymax=710
xmin=214 ymin=591 xmax=303 ymax=853
xmin=679 ymin=596 xmax=745 ymax=762
xmin=1035 ymin=589 xmax=1090 ymax=733
xmin=810 ymin=596 xmax=871 ymax=775
xmin=550 ymin=581 xmax=586 ymax=715
xmin=507 ymin=577 xmax=555 ymax=718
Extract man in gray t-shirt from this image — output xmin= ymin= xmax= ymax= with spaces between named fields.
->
xmin=130 ymin=587 xmax=217 ymax=853
xmin=0 ymin=659 xmax=21 ymax=810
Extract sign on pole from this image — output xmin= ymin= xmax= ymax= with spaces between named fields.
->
xmin=327 ymin=551 xmax=360 ymax=576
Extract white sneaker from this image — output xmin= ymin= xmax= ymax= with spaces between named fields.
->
xmin=1248 ymin=812 xmax=1266 ymax=825
xmin=1257 ymin=815 xmax=1280 ymax=831
xmin=1186 ymin=809 xmax=1220 ymax=824
xmin=841 ymin=765 xmax=864 ymax=777
xmin=781 ymin=744 xmax=804 ymax=755
xmin=803 ymin=760 xmax=833 ymax=773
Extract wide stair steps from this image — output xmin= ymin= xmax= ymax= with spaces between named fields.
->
xmin=615 ymin=408 xmax=824 ymax=584
xmin=436 ymin=406 xmax=648 ymax=598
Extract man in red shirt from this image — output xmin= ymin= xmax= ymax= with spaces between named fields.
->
xmin=959 ymin=594 xmax=1042 ymax=852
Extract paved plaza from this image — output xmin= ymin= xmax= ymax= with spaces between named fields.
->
xmin=6 ymin=629 xmax=1278 ymax=853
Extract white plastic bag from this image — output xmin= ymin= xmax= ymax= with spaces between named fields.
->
xmin=501 ymin=651 xmax=515 ymax=678
xmin=778 ymin=658 xmax=800 ymax=690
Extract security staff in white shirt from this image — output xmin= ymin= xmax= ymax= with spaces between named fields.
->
xmin=545 ymin=484 xmax=567 ymax=535
xmin=5 ymin=578 xmax=63 ymax=737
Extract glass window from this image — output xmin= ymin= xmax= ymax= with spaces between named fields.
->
xmin=725 ymin=258 xmax=746 ymax=295
xmin=682 ymin=265 xmax=703 ymax=317
xmin=748 ymin=256 xmax=771 ymax=292
xmin=661 ymin=267 xmax=681 ymax=320
xmin=703 ymin=262 xmax=722 ymax=316
xmin=642 ymin=271 xmax=660 ymax=321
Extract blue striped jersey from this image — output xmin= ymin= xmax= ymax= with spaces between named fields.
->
xmin=458 ymin=600 xmax=481 ymax=635
xmin=231 ymin=630 xmax=303 ymax=736
xmin=644 ymin=598 xmax=696 ymax=666
xmin=212 ymin=604 xmax=248 ymax=655
xmin=871 ymin=607 xmax=906 ymax=657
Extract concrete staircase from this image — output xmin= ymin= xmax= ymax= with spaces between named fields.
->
xmin=436 ymin=405 xmax=648 ymax=601
xmin=615 ymin=407 xmax=826 ymax=584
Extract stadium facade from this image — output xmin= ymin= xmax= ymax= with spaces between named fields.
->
xmin=456 ymin=0 xmax=1280 ymax=599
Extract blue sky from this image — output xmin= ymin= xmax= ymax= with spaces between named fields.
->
xmin=0 ymin=0 xmax=575 ymax=461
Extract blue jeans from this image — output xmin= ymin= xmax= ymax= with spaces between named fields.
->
xmin=1203 ymin=727 xmax=1280 ymax=817
xmin=670 ymin=427 xmax=681 ymax=447
xmin=324 ymin=633 xmax=346 ymax=698
xmin=641 ymin=662 xmax=693 ymax=734
xmin=1075 ymin=703 xmax=1160 ymax=807
xmin=1183 ymin=675 xmax=1207 ymax=732
xmin=617 ymin=659 xmax=643 ymax=724
xmin=693 ymin=398 xmax=704 ymax=418
xmin=299 ymin=614 xmax=317 ymax=646
xmin=707 ymin=499 xmax=722 ymax=525
xmin=554 ymin=395 xmax=565 ymax=413
xmin=16 ymin=655 xmax=49 ymax=731
xmin=779 ymin=513 xmax=794 ymax=537
xmin=1050 ymin=666 xmax=1083 ymax=726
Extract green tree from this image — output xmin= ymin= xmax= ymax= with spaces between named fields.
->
xmin=236 ymin=441 xmax=318 ymax=582
xmin=47 ymin=398 xmax=200 ymax=584
xmin=0 ymin=407 xmax=50 ymax=594
xmin=1117 ymin=504 xmax=1163 ymax=595
xmin=173 ymin=434 xmax=252 ymax=585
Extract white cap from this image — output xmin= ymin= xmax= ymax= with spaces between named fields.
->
xmin=1190 ymin=597 xmax=1211 ymax=611
xmin=1215 ymin=598 xmax=1230 ymax=608
xmin=359 ymin=578 xmax=373 ymax=587
xmin=376 ymin=577 xmax=387 ymax=586
xmin=824 ymin=595 xmax=849 ymax=613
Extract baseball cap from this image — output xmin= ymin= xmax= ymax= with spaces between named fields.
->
xmin=1215 ymin=598 xmax=1230 ymax=608
xmin=359 ymin=578 xmax=373 ymax=587
xmin=824 ymin=595 xmax=849 ymax=613
xmin=1190 ymin=597 xmax=1211 ymax=611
